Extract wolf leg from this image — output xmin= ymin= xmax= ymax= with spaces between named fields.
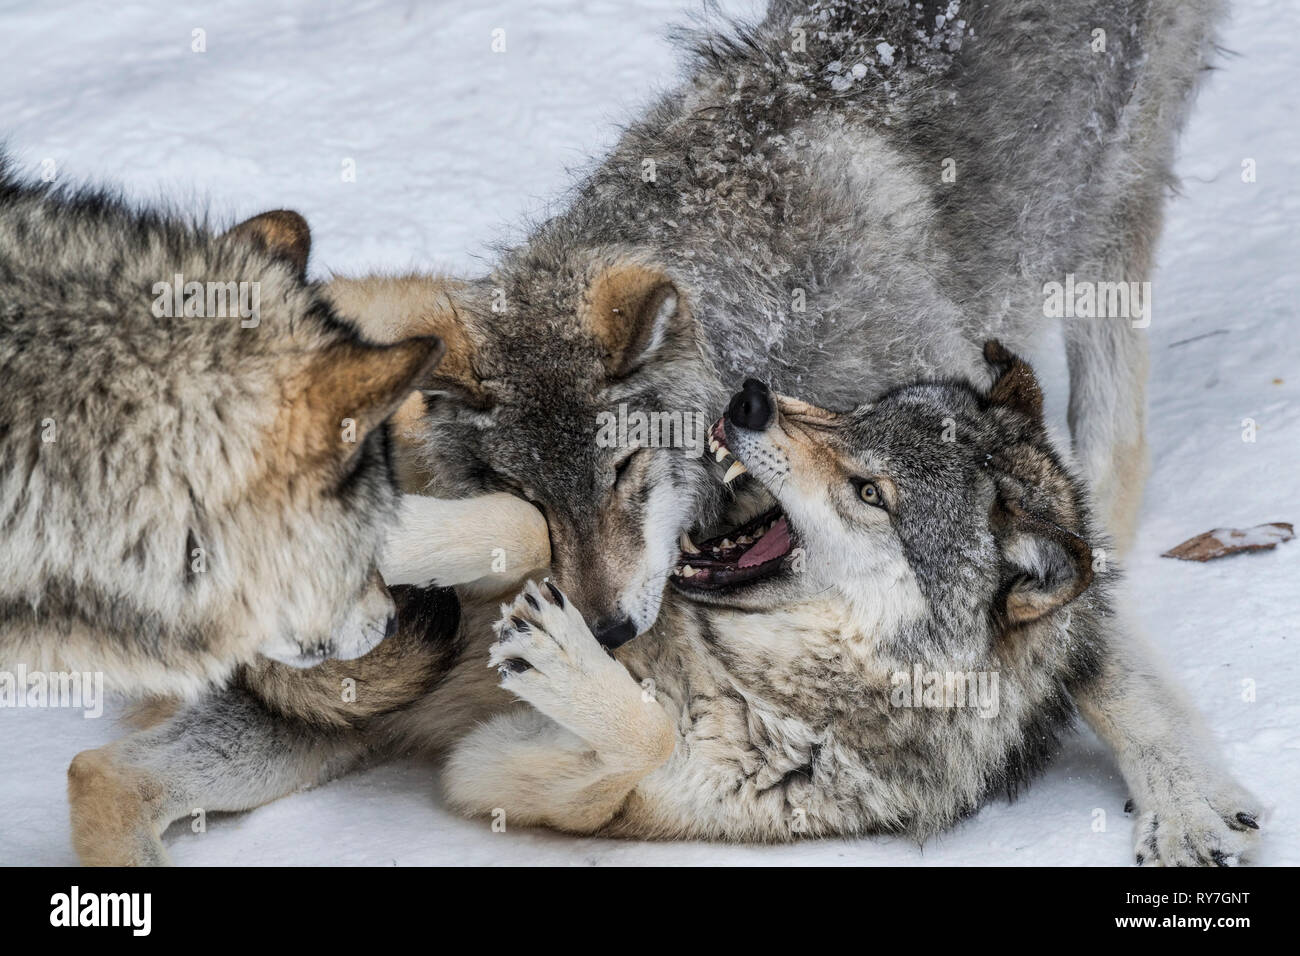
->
xmin=1076 ymin=632 xmax=1262 ymax=866
xmin=380 ymin=493 xmax=549 ymax=594
xmin=443 ymin=710 xmax=669 ymax=834
xmin=1063 ymin=315 xmax=1149 ymax=556
xmin=1064 ymin=1 xmax=1226 ymax=555
xmin=68 ymin=688 xmax=367 ymax=866
xmin=442 ymin=580 xmax=675 ymax=832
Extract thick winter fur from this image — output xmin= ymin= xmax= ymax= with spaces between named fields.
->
xmin=60 ymin=0 xmax=1238 ymax=863
xmin=0 ymin=161 xmax=444 ymax=696
xmin=69 ymin=346 xmax=1259 ymax=865
xmin=389 ymin=0 xmax=1225 ymax=638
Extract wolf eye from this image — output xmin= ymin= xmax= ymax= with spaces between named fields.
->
xmin=854 ymin=478 xmax=885 ymax=509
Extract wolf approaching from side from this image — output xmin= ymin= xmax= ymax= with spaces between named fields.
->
xmin=65 ymin=344 xmax=1261 ymax=865
xmin=0 ymin=159 xmax=445 ymax=696
xmin=385 ymin=0 xmax=1226 ymax=645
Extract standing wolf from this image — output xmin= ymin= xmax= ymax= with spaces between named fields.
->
xmin=394 ymin=0 xmax=1225 ymax=643
xmin=0 ymin=160 xmax=443 ymax=695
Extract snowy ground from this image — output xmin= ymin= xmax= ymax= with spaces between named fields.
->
xmin=1 ymin=0 xmax=1296 ymax=866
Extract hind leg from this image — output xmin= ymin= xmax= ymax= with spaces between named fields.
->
xmin=68 ymin=688 xmax=367 ymax=866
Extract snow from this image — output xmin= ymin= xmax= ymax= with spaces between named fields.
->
xmin=1 ymin=0 xmax=1296 ymax=866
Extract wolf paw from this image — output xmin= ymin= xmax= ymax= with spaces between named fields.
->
xmin=1133 ymin=780 xmax=1262 ymax=867
xmin=488 ymin=579 xmax=625 ymax=725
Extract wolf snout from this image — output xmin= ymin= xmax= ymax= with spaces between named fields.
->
xmin=327 ymin=578 xmax=398 ymax=662
xmin=728 ymin=379 xmax=773 ymax=431
xmin=593 ymin=615 xmax=637 ymax=650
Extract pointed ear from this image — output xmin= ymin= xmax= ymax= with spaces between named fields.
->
xmin=582 ymin=263 xmax=685 ymax=377
xmin=225 ymin=210 xmax=312 ymax=279
xmin=417 ymin=307 xmax=492 ymax=409
xmin=994 ymin=498 xmax=1094 ymax=626
xmin=306 ymin=336 xmax=445 ymax=441
xmin=983 ymin=340 xmax=1043 ymax=420
xmin=322 ymin=275 xmax=491 ymax=409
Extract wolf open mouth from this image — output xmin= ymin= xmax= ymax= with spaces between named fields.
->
xmin=671 ymin=419 xmax=795 ymax=593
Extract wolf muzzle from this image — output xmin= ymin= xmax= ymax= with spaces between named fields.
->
xmin=728 ymin=378 xmax=773 ymax=432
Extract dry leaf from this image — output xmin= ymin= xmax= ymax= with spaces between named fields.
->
xmin=1162 ymin=522 xmax=1294 ymax=561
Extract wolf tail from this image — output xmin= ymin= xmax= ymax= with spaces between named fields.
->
xmin=1062 ymin=0 xmax=1225 ymax=554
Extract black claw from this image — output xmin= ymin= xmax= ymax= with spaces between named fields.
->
xmin=511 ymin=616 xmax=529 ymax=631
xmin=1211 ymin=850 xmax=1230 ymax=867
xmin=1123 ymin=799 xmax=1135 ymax=814
xmin=1235 ymin=812 xmax=1259 ymax=830
xmin=525 ymin=592 xmax=540 ymax=611
xmin=544 ymin=580 xmax=565 ymax=607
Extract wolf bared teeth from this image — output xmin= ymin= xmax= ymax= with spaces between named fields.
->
xmin=720 ymin=538 xmax=735 ymax=550
xmin=680 ymin=530 xmax=701 ymax=554
xmin=708 ymin=439 xmax=720 ymax=453
xmin=680 ymin=565 xmax=698 ymax=577
xmin=714 ymin=446 xmax=730 ymax=463
xmin=737 ymin=534 xmax=753 ymax=545
xmin=723 ymin=461 xmax=747 ymax=484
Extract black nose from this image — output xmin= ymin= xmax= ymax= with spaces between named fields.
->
xmin=593 ymin=616 xmax=637 ymax=649
xmin=728 ymin=378 xmax=773 ymax=431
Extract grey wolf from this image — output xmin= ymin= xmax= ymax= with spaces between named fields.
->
xmin=388 ymin=0 xmax=1226 ymax=644
xmin=0 ymin=160 xmax=443 ymax=697
xmin=66 ymin=345 xmax=1260 ymax=865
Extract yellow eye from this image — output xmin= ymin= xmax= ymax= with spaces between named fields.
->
xmin=857 ymin=480 xmax=884 ymax=507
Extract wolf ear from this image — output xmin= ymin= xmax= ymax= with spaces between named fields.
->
xmin=322 ymin=275 xmax=492 ymax=409
xmin=225 ymin=210 xmax=312 ymax=279
xmin=983 ymin=340 xmax=1043 ymax=420
xmin=583 ymin=263 xmax=685 ymax=377
xmin=993 ymin=497 xmax=1094 ymax=626
xmin=417 ymin=310 xmax=492 ymax=409
xmin=306 ymin=336 xmax=446 ymax=443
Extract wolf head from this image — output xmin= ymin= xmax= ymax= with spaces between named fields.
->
xmin=670 ymin=342 xmax=1098 ymax=646
xmin=0 ymin=198 xmax=442 ymax=690
xmin=172 ymin=213 xmax=447 ymax=670
xmin=394 ymin=250 xmax=727 ymax=643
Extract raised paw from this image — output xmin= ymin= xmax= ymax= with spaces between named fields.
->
xmin=488 ymin=579 xmax=627 ymax=724
xmin=1133 ymin=781 xmax=1263 ymax=867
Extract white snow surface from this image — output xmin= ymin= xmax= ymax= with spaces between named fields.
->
xmin=0 ymin=0 xmax=1296 ymax=866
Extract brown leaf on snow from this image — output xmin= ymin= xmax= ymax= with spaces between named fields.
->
xmin=1162 ymin=522 xmax=1295 ymax=561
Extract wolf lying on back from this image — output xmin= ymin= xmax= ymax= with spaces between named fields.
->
xmin=0 ymin=160 xmax=443 ymax=696
xmin=68 ymin=345 xmax=1260 ymax=865
xmin=395 ymin=0 xmax=1226 ymax=644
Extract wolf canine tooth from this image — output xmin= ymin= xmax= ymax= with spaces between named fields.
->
xmin=680 ymin=531 xmax=701 ymax=554
xmin=723 ymin=461 xmax=747 ymax=484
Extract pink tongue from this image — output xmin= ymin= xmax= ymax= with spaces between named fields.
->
xmin=737 ymin=517 xmax=791 ymax=569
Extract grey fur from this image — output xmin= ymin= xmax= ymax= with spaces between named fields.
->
xmin=0 ymin=162 xmax=441 ymax=695
xmin=405 ymin=0 xmax=1226 ymax=635
xmin=70 ymin=348 xmax=1260 ymax=864
xmin=59 ymin=0 xmax=1247 ymax=864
